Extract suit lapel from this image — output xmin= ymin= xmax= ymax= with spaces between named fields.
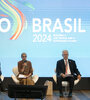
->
xmin=68 ymin=59 xmax=72 ymax=72
xmin=62 ymin=59 xmax=65 ymax=72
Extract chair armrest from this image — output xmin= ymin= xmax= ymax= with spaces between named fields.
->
xmin=74 ymin=79 xmax=80 ymax=85
xmin=11 ymin=75 xmax=19 ymax=84
xmin=32 ymin=75 xmax=39 ymax=83
xmin=0 ymin=75 xmax=4 ymax=81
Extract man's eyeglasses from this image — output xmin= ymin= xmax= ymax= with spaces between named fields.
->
xmin=63 ymin=54 xmax=68 ymax=56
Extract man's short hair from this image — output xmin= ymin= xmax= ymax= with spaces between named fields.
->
xmin=62 ymin=50 xmax=68 ymax=55
xmin=21 ymin=53 xmax=27 ymax=58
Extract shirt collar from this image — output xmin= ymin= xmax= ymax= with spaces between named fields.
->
xmin=64 ymin=59 xmax=68 ymax=62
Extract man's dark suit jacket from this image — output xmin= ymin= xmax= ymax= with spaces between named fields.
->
xmin=56 ymin=59 xmax=81 ymax=77
xmin=0 ymin=70 xmax=2 ymax=76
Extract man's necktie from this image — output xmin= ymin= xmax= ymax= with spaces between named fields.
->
xmin=65 ymin=60 xmax=68 ymax=74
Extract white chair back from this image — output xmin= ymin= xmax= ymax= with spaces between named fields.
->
xmin=12 ymin=67 xmax=39 ymax=84
xmin=53 ymin=68 xmax=80 ymax=86
xmin=12 ymin=67 xmax=19 ymax=76
xmin=0 ymin=75 xmax=4 ymax=81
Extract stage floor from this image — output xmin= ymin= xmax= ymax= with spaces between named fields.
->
xmin=0 ymin=90 xmax=90 ymax=100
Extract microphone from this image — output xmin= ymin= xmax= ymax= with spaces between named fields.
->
xmin=23 ymin=60 xmax=27 ymax=70
xmin=23 ymin=60 xmax=27 ymax=62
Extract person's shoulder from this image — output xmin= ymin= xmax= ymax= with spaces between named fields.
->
xmin=27 ymin=60 xmax=31 ymax=64
xmin=18 ymin=60 xmax=22 ymax=64
xmin=68 ymin=59 xmax=75 ymax=63
xmin=57 ymin=59 xmax=63 ymax=63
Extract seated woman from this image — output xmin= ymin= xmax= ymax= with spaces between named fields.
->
xmin=17 ymin=53 xmax=34 ymax=85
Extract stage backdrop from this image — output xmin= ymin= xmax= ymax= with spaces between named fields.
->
xmin=0 ymin=0 xmax=90 ymax=77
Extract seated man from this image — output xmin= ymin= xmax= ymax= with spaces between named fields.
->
xmin=17 ymin=53 xmax=34 ymax=85
xmin=56 ymin=50 xmax=81 ymax=97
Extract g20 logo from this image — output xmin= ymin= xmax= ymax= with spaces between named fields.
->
xmin=0 ymin=18 xmax=11 ymax=32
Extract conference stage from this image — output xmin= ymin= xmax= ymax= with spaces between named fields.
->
xmin=0 ymin=0 xmax=90 ymax=99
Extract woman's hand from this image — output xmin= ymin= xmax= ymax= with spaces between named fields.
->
xmin=26 ymin=73 xmax=31 ymax=78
